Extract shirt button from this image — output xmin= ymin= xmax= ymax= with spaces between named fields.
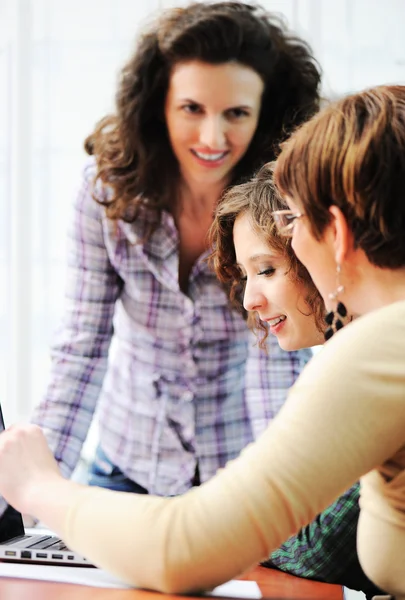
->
xmin=181 ymin=391 xmax=193 ymax=402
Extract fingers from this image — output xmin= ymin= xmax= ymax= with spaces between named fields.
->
xmin=3 ymin=423 xmax=43 ymax=439
xmin=0 ymin=424 xmax=48 ymax=463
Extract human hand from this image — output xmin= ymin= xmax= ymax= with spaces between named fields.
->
xmin=22 ymin=513 xmax=39 ymax=527
xmin=0 ymin=424 xmax=63 ymax=515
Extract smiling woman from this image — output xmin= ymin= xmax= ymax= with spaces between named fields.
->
xmin=164 ymin=61 xmax=264 ymax=187
xmin=164 ymin=60 xmax=265 ymax=288
xmin=31 ymin=0 xmax=322 ymax=498
xmin=23 ymin=0 xmax=341 ymax=589
xmin=232 ymin=212 xmax=323 ymax=351
xmin=210 ymin=163 xmax=325 ymax=352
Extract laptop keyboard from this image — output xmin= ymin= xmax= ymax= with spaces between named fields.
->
xmin=39 ymin=539 xmax=70 ymax=551
xmin=29 ymin=536 xmax=70 ymax=551
xmin=7 ymin=534 xmax=70 ymax=551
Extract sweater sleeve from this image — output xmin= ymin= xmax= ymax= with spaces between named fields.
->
xmin=31 ymin=161 xmax=123 ymax=477
xmin=56 ymin=302 xmax=405 ymax=594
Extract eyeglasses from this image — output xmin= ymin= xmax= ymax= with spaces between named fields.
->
xmin=271 ymin=209 xmax=305 ymax=237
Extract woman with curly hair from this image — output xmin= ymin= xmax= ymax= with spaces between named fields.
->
xmin=210 ymin=163 xmax=325 ymax=352
xmin=32 ymin=1 xmax=321 ymax=496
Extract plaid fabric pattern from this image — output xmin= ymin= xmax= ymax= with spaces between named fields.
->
xmin=266 ymin=482 xmax=383 ymax=598
xmin=32 ymin=159 xmax=310 ymax=496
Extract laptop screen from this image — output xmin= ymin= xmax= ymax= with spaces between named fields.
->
xmin=0 ymin=405 xmax=25 ymax=542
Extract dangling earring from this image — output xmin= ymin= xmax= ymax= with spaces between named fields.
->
xmin=324 ymin=264 xmax=348 ymax=341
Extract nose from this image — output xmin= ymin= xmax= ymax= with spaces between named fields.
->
xmin=199 ymin=115 xmax=226 ymax=148
xmin=243 ymin=280 xmax=266 ymax=313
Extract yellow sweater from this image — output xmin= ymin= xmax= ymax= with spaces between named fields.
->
xmin=61 ymin=300 xmax=405 ymax=597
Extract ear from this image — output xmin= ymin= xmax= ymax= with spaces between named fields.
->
xmin=328 ymin=206 xmax=353 ymax=264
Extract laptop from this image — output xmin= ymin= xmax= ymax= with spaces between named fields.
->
xmin=0 ymin=404 xmax=94 ymax=567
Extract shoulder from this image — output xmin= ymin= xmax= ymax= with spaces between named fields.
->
xmin=71 ymin=157 xmax=104 ymax=216
xmin=348 ymin=299 xmax=405 ymax=338
xmin=313 ymin=301 xmax=405 ymax=371
xmin=79 ymin=156 xmax=109 ymax=204
xmin=71 ymin=158 xmax=163 ymax=247
xmin=294 ymin=301 xmax=405 ymax=409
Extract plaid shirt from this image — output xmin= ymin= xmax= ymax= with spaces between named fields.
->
xmin=267 ymin=483 xmax=384 ymax=598
xmin=33 ymin=160 xmax=310 ymax=495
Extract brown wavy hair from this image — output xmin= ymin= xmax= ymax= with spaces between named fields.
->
xmin=85 ymin=1 xmax=321 ymax=229
xmin=274 ymin=85 xmax=405 ymax=269
xmin=209 ymin=163 xmax=325 ymax=349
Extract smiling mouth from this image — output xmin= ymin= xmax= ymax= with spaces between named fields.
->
xmin=191 ymin=150 xmax=229 ymax=162
xmin=267 ymin=315 xmax=286 ymax=327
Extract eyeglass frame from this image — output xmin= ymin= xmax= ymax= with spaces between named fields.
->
xmin=271 ymin=209 xmax=305 ymax=237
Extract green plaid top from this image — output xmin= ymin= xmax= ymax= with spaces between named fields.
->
xmin=264 ymin=483 xmax=384 ymax=599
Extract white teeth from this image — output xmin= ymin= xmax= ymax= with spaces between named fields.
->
xmin=268 ymin=315 xmax=286 ymax=327
xmin=194 ymin=150 xmax=227 ymax=161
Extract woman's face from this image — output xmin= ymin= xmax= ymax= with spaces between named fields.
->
xmin=164 ymin=60 xmax=264 ymax=189
xmin=233 ymin=213 xmax=324 ymax=351
xmin=286 ymin=198 xmax=337 ymax=312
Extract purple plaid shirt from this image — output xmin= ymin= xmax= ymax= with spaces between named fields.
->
xmin=33 ymin=160 xmax=311 ymax=496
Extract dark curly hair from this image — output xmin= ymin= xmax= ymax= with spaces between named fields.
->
xmin=84 ymin=1 xmax=321 ymax=229
xmin=209 ymin=163 xmax=325 ymax=349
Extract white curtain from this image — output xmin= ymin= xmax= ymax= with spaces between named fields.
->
xmin=1 ymin=0 xmax=404 ymax=424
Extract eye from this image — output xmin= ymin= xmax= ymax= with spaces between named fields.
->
xmin=182 ymin=103 xmax=202 ymax=114
xmin=226 ymin=107 xmax=250 ymax=120
xmin=236 ymin=267 xmax=247 ymax=283
xmin=258 ymin=267 xmax=275 ymax=277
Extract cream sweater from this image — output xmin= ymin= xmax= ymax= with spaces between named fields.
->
xmin=60 ymin=301 xmax=405 ymax=597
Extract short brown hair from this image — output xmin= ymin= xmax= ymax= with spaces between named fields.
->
xmin=209 ymin=163 xmax=325 ymax=348
xmin=274 ymin=85 xmax=405 ymax=269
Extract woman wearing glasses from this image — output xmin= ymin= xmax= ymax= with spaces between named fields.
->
xmin=0 ymin=85 xmax=404 ymax=599
xmin=210 ymin=165 xmax=378 ymax=599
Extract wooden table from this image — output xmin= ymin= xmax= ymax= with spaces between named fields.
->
xmin=0 ymin=565 xmax=343 ymax=599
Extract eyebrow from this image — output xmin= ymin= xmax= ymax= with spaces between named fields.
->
xmin=178 ymin=98 xmax=254 ymax=109
xmin=249 ymin=253 xmax=277 ymax=262
xmin=236 ymin=253 xmax=278 ymax=268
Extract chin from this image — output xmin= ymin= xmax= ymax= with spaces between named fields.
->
xmin=277 ymin=337 xmax=307 ymax=352
xmin=278 ymin=340 xmax=296 ymax=352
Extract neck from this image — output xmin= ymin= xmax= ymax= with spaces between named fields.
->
xmin=344 ymin=262 xmax=405 ymax=316
xmin=177 ymin=175 xmax=230 ymax=217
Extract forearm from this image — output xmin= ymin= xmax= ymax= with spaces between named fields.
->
xmin=28 ymin=477 xmax=90 ymax=535
xmin=27 ymin=442 xmax=305 ymax=593
xmin=31 ymin=354 xmax=107 ymax=476
xmin=29 ymin=481 xmax=190 ymax=592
